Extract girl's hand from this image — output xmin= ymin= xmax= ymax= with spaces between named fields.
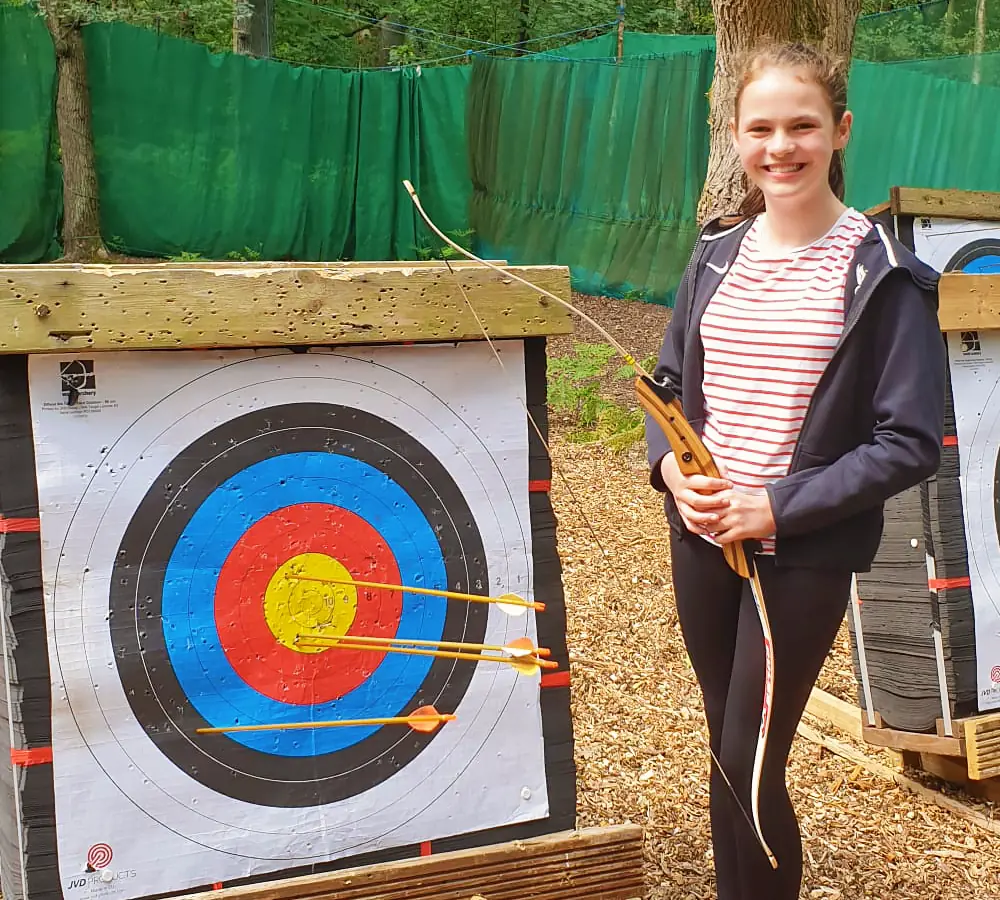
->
xmin=711 ymin=490 xmax=776 ymax=544
xmin=659 ymin=452 xmax=732 ymax=536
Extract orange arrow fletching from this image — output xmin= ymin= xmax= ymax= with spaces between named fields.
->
xmin=408 ymin=705 xmax=449 ymax=733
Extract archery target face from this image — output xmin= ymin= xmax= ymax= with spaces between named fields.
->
xmin=28 ymin=345 xmax=548 ymax=899
xmin=912 ymin=216 xmax=1000 ymax=274
xmin=914 ymin=217 xmax=1000 ymax=707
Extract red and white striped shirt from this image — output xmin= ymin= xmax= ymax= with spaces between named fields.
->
xmin=699 ymin=208 xmax=871 ymax=553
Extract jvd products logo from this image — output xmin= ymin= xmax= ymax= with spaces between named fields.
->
xmin=66 ymin=843 xmax=136 ymax=891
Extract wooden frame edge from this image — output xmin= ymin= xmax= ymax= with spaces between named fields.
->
xmin=890 ymin=186 xmax=1000 ymax=221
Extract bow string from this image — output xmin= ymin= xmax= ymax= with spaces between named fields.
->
xmin=402 ymin=179 xmax=778 ymax=870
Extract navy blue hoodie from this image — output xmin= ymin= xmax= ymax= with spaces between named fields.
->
xmin=645 ymin=213 xmax=947 ymax=573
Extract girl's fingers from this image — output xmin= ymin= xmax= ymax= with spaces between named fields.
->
xmin=677 ymin=503 xmax=721 ymax=528
xmin=684 ymin=474 xmax=732 ymax=493
xmin=679 ymin=489 xmax=730 ymax=512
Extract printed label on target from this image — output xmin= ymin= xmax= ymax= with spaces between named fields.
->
xmin=946 ymin=330 xmax=1000 ymax=710
xmin=28 ymin=346 xmax=548 ymax=900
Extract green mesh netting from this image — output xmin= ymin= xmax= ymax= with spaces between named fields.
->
xmin=0 ymin=4 xmax=61 ymax=261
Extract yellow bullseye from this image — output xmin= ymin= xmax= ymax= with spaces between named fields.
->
xmin=264 ymin=554 xmax=358 ymax=653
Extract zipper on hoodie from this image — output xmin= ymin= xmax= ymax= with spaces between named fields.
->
xmin=669 ymin=230 xmax=711 ymax=387
xmin=785 ymin=262 xmax=895 ymax=475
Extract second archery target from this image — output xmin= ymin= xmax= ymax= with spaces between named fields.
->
xmin=912 ymin=216 xmax=1000 ymax=274
xmin=27 ymin=344 xmax=549 ymax=899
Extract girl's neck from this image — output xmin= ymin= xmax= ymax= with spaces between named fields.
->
xmin=757 ymin=192 xmax=848 ymax=253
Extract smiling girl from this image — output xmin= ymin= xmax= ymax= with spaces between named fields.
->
xmin=645 ymin=42 xmax=946 ymax=899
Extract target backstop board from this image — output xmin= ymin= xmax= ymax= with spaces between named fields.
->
xmin=0 ymin=263 xmax=581 ymax=900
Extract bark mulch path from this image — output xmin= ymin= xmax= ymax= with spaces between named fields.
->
xmin=548 ymin=294 xmax=1000 ymax=899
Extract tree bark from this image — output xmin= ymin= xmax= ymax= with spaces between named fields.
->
xmin=179 ymin=9 xmax=196 ymax=39
xmin=516 ymin=0 xmax=530 ymax=53
xmin=41 ymin=3 xmax=108 ymax=262
xmin=233 ymin=0 xmax=274 ymax=57
xmin=376 ymin=17 xmax=404 ymax=66
xmin=233 ymin=0 xmax=251 ymax=53
xmin=248 ymin=0 xmax=274 ymax=58
xmin=697 ymin=0 xmax=863 ymax=224
xmin=972 ymin=0 xmax=986 ymax=85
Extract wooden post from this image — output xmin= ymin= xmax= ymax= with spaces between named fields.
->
xmin=973 ymin=0 xmax=987 ymax=84
xmin=616 ymin=1 xmax=625 ymax=61
xmin=232 ymin=0 xmax=251 ymax=53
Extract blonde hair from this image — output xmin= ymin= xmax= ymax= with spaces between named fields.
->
xmin=731 ymin=41 xmax=850 ymax=218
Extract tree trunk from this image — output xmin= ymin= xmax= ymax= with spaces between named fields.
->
xmin=517 ymin=0 xmax=530 ymax=53
xmin=41 ymin=4 xmax=107 ymax=262
xmin=233 ymin=0 xmax=251 ymax=53
xmin=376 ymin=18 xmax=404 ymax=66
xmin=248 ymin=0 xmax=274 ymax=58
xmin=179 ymin=9 xmax=196 ymax=39
xmin=972 ymin=0 xmax=987 ymax=85
xmin=697 ymin=0 xmax=863 ymax=224
xmin=233 ymin=0 xmax=274 ymax=56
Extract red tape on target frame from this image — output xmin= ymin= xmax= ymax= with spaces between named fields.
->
xmin=540 ymin=670 xmax=570 ymax=688
xmin=0 ymin=517 xmax=40 ymax=533
xmin=11 ymin=747 xmax=52 ymax=766
xmin=929 ymin=576 xmax=971 ymax=591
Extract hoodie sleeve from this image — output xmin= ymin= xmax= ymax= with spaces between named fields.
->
xmin=767 ymin=271 xmax=945 ymax=537
xmin=644 ymin=263 xmax=693 ymax=493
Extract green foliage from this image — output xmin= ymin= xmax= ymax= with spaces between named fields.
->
xmin=571 ymin=403 xmax=644 ymax=450
xmin=414 ymin=227 xmax=475 ymax=260
xmin=854 ymin=0 xmax=1000 ymax=62
xmin=614 ymin=352 xmax=657 ymax=380
xmin=226 ymin=245 xmax=263 ymax=260
xmin=547 ymin=342 xmax=615 ymax=415
xmin=547 ymin=342 xmax=647 ymax=451
xmin=15 ymin=0 xmax=717 ymax=71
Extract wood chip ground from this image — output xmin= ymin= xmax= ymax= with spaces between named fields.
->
xmin=548 ymin=294 xmax=1000 ymax=898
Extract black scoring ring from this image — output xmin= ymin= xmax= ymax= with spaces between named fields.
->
xmin=109 ymin=403 xmax=489 ymax=807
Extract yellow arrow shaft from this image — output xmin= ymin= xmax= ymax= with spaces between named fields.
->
xmin=299 ymin=631 xmax=547 ymax=657
xmin=197 ymin=714 xmax=455 ymax=735
xmin=284 ymin=574 xmax=539 ymax=611
xmin=297 ymin=637 xmax=555 ymax=669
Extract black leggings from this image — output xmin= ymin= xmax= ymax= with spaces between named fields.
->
xmin=669 ymin=530 xmax=851 ymax=900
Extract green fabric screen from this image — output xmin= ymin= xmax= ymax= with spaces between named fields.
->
xmin=81 ymin=22 xmax=471 ymax=261
xmin=467 ymin=49 xmax=714 ymax=305
xmin=844 ymin=58 xmax=1000 ymax=212
xmin=891 ymin=51 xmax=1000 ymax=88
xmin=3 ymin=7 xmax=1000 ymax=307
xmin=0 ymin=4 xmax=61 ymax=262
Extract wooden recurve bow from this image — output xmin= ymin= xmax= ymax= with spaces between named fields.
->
xmin=403 ymin=180 xmax=778 ymax=870
xmin=635 ymin=375 xmax=777 ymax=870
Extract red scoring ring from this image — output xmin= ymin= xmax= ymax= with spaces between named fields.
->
xmin=215 ymin=503 xmax=403 ymax=705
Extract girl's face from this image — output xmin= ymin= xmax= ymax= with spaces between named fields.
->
xmin=730 ymin=65 xmax=852 ymax=207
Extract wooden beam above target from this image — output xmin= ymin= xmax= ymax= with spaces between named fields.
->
xmin=891 ymin=186 xmax=1000 ymax=221
xmin=0 ymin=262 xmax=574 ymax=354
